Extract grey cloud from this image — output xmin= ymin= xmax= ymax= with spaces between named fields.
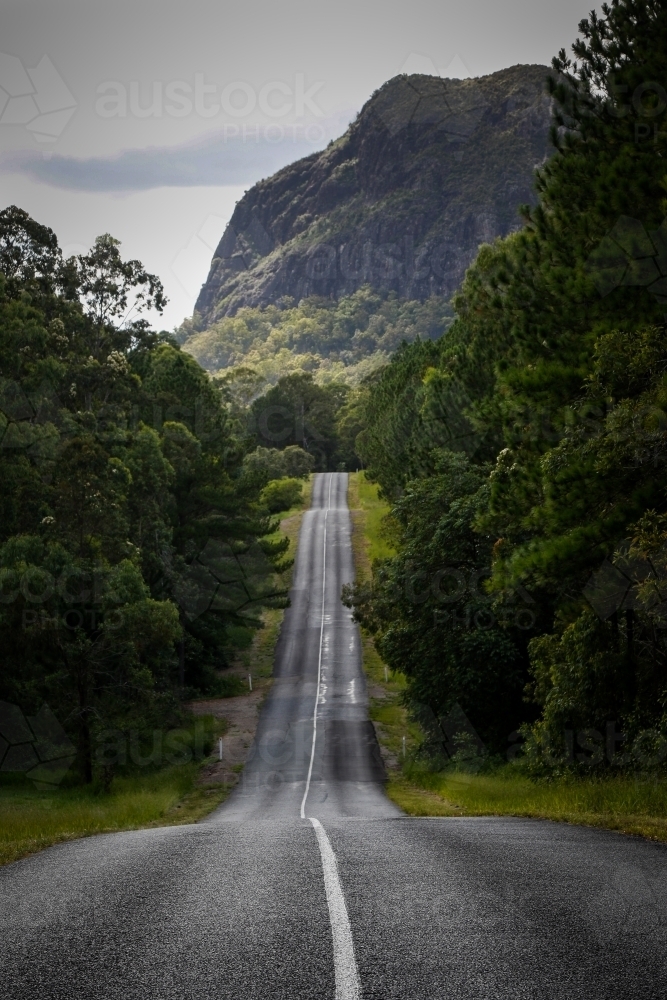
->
xmin=0 ymin=118 xmax=349 ymax=192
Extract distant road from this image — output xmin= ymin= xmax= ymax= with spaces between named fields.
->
xmin=2 ymin=473 xmax=667 ymax=998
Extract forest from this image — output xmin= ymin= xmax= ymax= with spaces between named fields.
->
xmin=4 ymin=0 xmax=667 ymax=783
xmin=179 ymin=287 xmax=453 ymax=387
xmin=0 ymin=209 xmax=305 ymax=784
xmin=344 ymin=0 xmax=667 ymax=769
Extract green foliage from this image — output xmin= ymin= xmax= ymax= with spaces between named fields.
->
xmin=180 ymin=288 xmax=452 ymax=476
xmin=260 ymin=478 xmax=304 ymax=514
xmin=0 ymin=206 xmax=288 ymax=786
xmin=242 ymin=444 xmax=314 ymax=487
xmin=527 ymin=611 xmax=628 ymax=739
xmin=208 ymin=673 xmax=247 ymax=698
xmin=0 ymin=744 xmax=233 ymax=867
xmin=0 ymin=205 xmax=61 ymax=289
xmin=74 ymin=233 xmax=167 ymax=336
xmin=393 ymin=764 xmax=667 ymax=841
xmin=344 ymin=454 xmax=532 ymax=753
xmin=250 ymin=371 xmax=349 ymax=470
xmin=333 ymin=385 xmax=368 ymax=471
xmin=347 ymin=1 xmax=667 ymax=770
xmin=355 ymin=339 xmax=444 ymax=496
xmin=180 ymin=286 xmax=453 ymax=387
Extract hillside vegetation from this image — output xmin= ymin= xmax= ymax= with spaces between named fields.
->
xmin=179 ymin=286 xmax=453 ymax=386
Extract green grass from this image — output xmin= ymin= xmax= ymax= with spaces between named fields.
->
xmin=350 ymin=472 xmax=395 ymax=562
xmin=0 ymin=764 xmax=231 ymax=867
xmin=347 ymin=473 xmax=667 ymax=843
xmin=389 ymin=765 xmax=667 ymax=841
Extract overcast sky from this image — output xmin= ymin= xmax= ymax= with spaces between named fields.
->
xmin=0 ymin=0 xmax=595 ymax=329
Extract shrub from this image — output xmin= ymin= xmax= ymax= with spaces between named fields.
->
xmin=260 ymin=477 xmax=304 ymax=513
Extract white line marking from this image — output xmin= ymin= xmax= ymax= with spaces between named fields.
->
xmin=300 ymin=473 xmax=333 ymax=820
xmin=310 ymin=817 xmax=361 ymax=1000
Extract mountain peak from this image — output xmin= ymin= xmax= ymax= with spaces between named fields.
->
xmin=194 ymin=63 xmax=552 ymax=325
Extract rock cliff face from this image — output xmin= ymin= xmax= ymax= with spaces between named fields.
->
xmin=195 ymin=65 xmax=552 ymax=324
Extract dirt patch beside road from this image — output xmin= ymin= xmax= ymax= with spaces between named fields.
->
xmin=189 ymin=688 xmax=266 ymax=790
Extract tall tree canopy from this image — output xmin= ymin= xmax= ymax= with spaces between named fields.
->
xmin=0 ymin=207 xmax=288 ymax=783
xmin=349 ymin=0 xmax=667 ymax=766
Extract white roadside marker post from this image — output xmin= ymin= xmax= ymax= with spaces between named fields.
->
xmin=402 ymin=736 xmax=406 ymax=758
xmin=218 ymin=738 xmax=223 ymax=761
xmin=384 ymin=666 xmax=388 ymax=682
xmin=248 ymin=673 xmax=252 ymax=691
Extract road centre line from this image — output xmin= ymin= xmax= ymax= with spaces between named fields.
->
xmin=301 ymin=477 xmax=362 ymax=997
xmin=309 ymin=817 xmax=362 ymax=1000
xmin=300 ymin=473 xmax=333 ymax=820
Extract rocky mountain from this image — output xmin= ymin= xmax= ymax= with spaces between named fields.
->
xmin=194 ymin=64 xmax=553 ymax=325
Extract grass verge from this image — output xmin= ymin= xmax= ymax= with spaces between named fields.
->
xmin=400 ymin=766 xmax=667 ymax=840
xmin=0 ymin=758 xmax=230 ymax=867
xmin=348 ymin=472 xmax=667 ymax=842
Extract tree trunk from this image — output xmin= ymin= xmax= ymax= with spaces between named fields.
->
xmin=625 ymin=608 xmax=636 ymax=707
xmin=79 ymin=712 xmax=93 ymax=784
xmin=73 ymin=656 xmax=94 ymax=783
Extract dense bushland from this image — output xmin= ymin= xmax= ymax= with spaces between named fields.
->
xmin=346 ymin=0 xmax=667 ymax=769
xmin=179 ymin=287 xmax=453 ymax=386
xmin=0 ymin=208 xmax=291 ymax=785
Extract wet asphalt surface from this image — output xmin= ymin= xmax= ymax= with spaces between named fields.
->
xmin=2 ymin=473 xmax=667 ymax=998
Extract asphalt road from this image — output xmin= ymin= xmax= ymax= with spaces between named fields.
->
xmin=2 ymin=472 xmax=667 ymax=998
